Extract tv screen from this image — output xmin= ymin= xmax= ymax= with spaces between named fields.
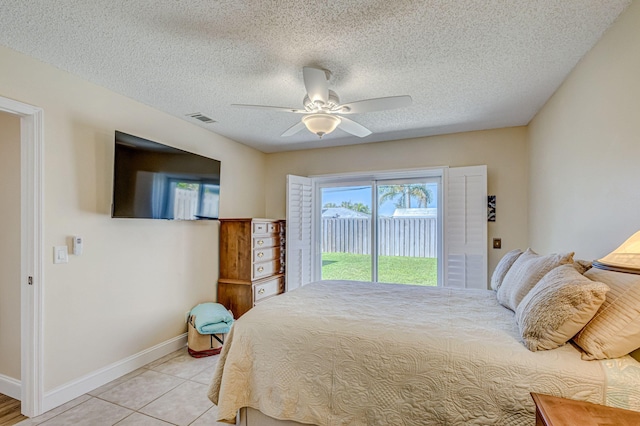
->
xmin=112 ymin=131 xmax=221 ymax=220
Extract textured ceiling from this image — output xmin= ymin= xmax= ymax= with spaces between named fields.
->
xmin=0 ymin=0 xmax=631 ymax=153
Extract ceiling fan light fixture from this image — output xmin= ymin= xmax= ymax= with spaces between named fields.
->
xmin=302 ymin=114 xmax=341 ymax=138
xmin=233 ymin=67 xmax=409 ymax=139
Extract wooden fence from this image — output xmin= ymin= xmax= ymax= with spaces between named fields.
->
xmin=322 ymin=217 xmax=437 ymax=258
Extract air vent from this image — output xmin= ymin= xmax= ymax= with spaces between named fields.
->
xmin=186 ymin=112 xmax=216 ymax=124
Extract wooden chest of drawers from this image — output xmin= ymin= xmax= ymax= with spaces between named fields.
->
xmin=217 ymin=218 xmax=285 ymax=319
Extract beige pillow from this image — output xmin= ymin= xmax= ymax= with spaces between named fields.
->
xmin=516 ymin=264 xmax=609 ymax=351
xmin=490 ymin=249 xmax=523 ymax=291
xmin=573 ymin=267 xmax=640 ymax=360
xmin=573 ymin=259 xmax=594 ymax=275
xmin=496 ymin=248 xmax=575 ymax=311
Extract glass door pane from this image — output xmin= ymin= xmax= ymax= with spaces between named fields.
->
xmin=377 ymin=179 xmax=439 ymax=286
xmin=320 ymin=185 xmax=372 ymax=281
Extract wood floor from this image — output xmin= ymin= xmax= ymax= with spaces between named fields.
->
xmin=0 ymin=394 xmax=26 ymax=426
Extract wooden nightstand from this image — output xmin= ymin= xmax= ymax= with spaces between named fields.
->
xmin=531 ymin=393 xmax=640 ymax=426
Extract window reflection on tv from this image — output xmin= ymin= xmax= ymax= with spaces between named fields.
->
xmin=112 ymin=131 xmax=221 ymax=220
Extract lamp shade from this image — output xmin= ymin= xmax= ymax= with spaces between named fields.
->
xmin=302 ymin=114 xmax=341 ymax=138
xmin=593 ymin=230 xmax=640 ymax=274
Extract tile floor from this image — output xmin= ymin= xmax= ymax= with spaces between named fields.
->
xmin=16 ymin=348 xmax=232 ymax=426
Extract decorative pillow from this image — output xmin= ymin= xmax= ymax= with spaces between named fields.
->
xmin=515 ymin=264 xmax=609 ymax=351
xmin=573 ymin=259 xmax=594 ymax=275
xmin=496 ymin=248 xmax=575 ymax=311
xmin=490 ymin=249 xmax=523 ymax=291
xmin=572 ymin=267 xmax=640 ymax=360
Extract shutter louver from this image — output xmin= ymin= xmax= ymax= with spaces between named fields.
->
xmin=444 ymin=166 xmax=488 ymax=289
xmin=286 ymin=175 xmax=314 ymax=291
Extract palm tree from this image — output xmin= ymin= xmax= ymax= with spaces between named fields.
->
xmin=322 ymin=201 xmax=371 ymax=214
xmin=347 ymin=202 xmax=371 ymax=214
xmin=378 ymin=184 xmax=432 ymax=209
xmin=340 ymin=201 xmax=371 ymax=214
xmin=379 ymin=185 xmax=409 ymax=207
xmin=407 ymin=184 xmax=433 ymax=208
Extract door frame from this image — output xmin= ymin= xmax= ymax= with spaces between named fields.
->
xmin=0 ymin=96 xmax=45 ymax=417
xmin=312 ymin=167 xmax=445 ymax=284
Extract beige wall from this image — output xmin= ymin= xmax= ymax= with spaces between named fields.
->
xmin=528 ymin=1 xmax=640 ymax=260
xmin=0 ymin=45 xmax=267 ymax=390
xmin=0 ymin=111 xmax=21 ymax=381
xmin=265 ymin=127 xmax=529 ymax=276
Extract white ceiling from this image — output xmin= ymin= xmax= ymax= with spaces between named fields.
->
xmin=0 ymin=1 xmax=631 ymax=153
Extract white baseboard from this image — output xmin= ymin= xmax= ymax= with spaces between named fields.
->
xmin=0 ymin=373 xmax=21 ymax=400
xmin=42 ymin=333 xmax=187 ymax=413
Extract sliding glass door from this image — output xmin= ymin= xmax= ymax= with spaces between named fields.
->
xmin=376 ymin=178 xmax=439 ymax=285
xmin=318 ymin=177 xmax=440 ymax=286
xmin=320 ymin=184 xmax=373 ymax=281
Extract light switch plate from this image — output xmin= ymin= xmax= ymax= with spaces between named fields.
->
xmin=493 ymin=238 xmax=502 ymax=249
xmin=53 ymin=246 xmax=69 ymax=264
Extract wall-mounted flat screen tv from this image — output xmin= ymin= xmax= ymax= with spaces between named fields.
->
xmin=112 ymin=131 xmax=221 ymax=220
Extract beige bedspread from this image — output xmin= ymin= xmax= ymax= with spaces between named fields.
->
xmin=209 ymin=280 xmax=640 ymax=425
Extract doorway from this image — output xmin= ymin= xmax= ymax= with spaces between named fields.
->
xmin=0 ymin=111 xmax=22 ymax=403
xmin=0 ymin=96 xmax=45 ymax=417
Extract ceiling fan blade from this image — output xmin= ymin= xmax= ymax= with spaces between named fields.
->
xmin=337 ymin=95 xmax=412 ymax=114
xmin=338 ymin=116 xmax=372 ymax=138
xmin=231 ymin=104 xmax=306 ymax=114
xmin=281 ymin=121 xmax=306 ymax=137
xmin=303 ymin=67 xmax=329 ymax=105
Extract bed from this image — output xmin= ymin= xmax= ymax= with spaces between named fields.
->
xmin=208 ymin=280 xmax=640 ymax=425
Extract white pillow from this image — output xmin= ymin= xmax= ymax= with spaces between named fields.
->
xmin=496 ymin=248 xmax=574 ymax=311
xmin=490 ymin=249 xmax=523 ymax=291
xmin=516 ymin=264 xmax=609 ymax=351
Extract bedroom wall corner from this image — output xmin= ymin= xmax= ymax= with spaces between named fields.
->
xmin=528 ymin=0 xmax=640 ymax=260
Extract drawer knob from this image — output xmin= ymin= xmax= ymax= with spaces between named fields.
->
xmin=258 ymin=266 xmax=264 ymax=272
xmin=257 ymin=252 xmax=264 ymax=258
xmin=258 ymin=288 xmax=265 ymax=295
xmin=257 ymin=240 xmax=264 ymax=246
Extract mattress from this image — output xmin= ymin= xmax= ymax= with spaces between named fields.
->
xmin=209 ymin=280 xmax=640 ymax=425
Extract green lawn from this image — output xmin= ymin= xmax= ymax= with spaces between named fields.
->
xmin=321 ymin=252 xmax=437 ymax=286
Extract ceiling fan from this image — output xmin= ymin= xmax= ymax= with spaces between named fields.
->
xmin=232 ymin=67 xmax=412 ymax=138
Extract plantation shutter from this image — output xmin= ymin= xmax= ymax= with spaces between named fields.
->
xmin=286 ymin=174 xmax=314 ymax=291
xmin=444 ymin=165 xmax=487 ymax=289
